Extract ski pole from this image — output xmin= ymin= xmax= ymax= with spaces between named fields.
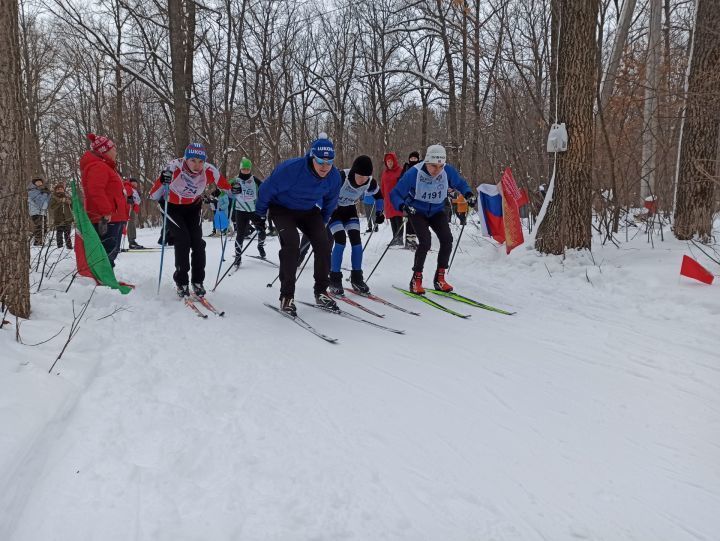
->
xmin=447 ymin=221 xmax=467 ymax=273
xmin=156 ymin=185 xmax=170 ymax=295
xmin=295 ymin=247 xmax=314 ymax=282
xmin=361 ymin=201 xmax=376 ymax=253
xmin=366 ymin=217 xmax=406 ymax=283
xmin=266 ymin=237 xmax=310 ymax=288
xmin=214 ymin=230 xmax=228 ymax=288
xmin=212 ymin=230 xmax=259 ymax=291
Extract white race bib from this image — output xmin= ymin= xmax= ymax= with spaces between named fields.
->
xmin=414 ymin=164 xmax=448 ymax=203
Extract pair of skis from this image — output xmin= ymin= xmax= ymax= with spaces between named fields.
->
xmin=227 ymin=255 xmax=278 ymax=278
xmin=264 ymin=295 xmax=406 ymax=344
xmin=183 ymin=294 xmax=225 ymax=319
xmin=392 ymin=286 xmax=516 ymax=318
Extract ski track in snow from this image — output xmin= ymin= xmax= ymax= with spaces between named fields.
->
xmin=1 ymin=221 xmax=719 ymax=541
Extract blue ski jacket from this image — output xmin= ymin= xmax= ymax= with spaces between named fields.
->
xmin=256 ymin=157 xmax=342 ymax=223
xmin=390 ymin=163 xmax=471 ymax=217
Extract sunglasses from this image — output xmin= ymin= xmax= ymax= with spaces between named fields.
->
xmin=312 ymin=155 xmax=334 ymax=165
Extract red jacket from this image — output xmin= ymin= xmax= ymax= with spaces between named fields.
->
xmin=80 ymin=151 xmax=129 ymax=223
xmin=149 ymin=158 xmax=231 ymax=205
xmin=381 ymin=152 xmax=403 ymax=219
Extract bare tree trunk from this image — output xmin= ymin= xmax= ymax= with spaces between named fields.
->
xmin=112 ymin=1 xmax=125 ymax=162
xmin=168 ymin=0 xmax=195 ymax=155
xmin=0 ymin=0 xmax=30 ymax=318
xmin=536 ymin=0 xmax=598 ymax=255
xmin=18 ymin=2 xmax=43 ymax=179
xmin=673 ymin=0 xmax=719 ymax=241
xmin=435 ymin=0 xmax=458 ymax=160
xmin=599 ymin=0 xmax=636 ymax=112
xmin=641 ymin=0 xmax=662 ymax=201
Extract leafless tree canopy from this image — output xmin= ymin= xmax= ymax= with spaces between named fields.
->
xmin=3 ymin=0 xmax=713 ymax=293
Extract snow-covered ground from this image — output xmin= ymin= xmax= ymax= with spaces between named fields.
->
xmin=1 ymin=218 xmax=719 ymax=541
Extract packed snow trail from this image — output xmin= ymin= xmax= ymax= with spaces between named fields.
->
xmin=1 ymin=222 xmax=719 ymax=540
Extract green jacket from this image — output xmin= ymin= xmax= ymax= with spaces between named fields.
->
xmin=49 ymin=192 xmax=74 ymax=226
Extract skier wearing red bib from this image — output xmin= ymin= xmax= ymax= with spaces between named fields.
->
xmin=149 ymin=143 xmax=231 ymax=297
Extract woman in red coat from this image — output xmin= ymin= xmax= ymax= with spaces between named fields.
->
xmin=80 ymin=133 xmax=128 ymax=266
xmin=380 ymin=152 xmax=403 ymax=245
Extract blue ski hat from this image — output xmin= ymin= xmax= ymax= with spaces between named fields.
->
xmin=308 ymin=132 xmax=335 ymax=160
xmin=184 ymin=142 xmax=207 ymax=161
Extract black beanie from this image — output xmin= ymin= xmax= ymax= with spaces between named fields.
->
xmin=351 ymin=155 xmax=373 ymax=176
xmin=409 ymin=151 xmax=420 ymax=161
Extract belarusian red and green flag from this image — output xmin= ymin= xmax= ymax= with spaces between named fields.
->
xmin=71 ymin=180 xmax=133 ymax=294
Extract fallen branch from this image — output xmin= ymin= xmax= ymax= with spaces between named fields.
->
xmin=97 ymin=306 xmax=130 ymax=321
xmin=48 ymin=287 xmax=96 ymax=374
xmin=20 ymin=326 xmax=66 ymax=347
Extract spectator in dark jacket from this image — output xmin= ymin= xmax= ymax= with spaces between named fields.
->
xmin=49 ymin=182 xmax=74 ymax=249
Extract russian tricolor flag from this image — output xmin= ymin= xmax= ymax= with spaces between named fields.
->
xmin=478 ymin=184 xmax=506 ymax=244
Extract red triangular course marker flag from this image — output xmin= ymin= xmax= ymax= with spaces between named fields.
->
xmin=680 ymin=255 xmax=714 ymax=285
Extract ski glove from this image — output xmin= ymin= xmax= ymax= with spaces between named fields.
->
xmin=231 ymin=183 xmax=243 ymax=195
xmin=375 ymin=211 xmax=385 ymax=224
xmin=97 ymin=217 xmax=109 ymax=237
xmin=160 ymin=170 xmax=173 ymax=185
xmin=465 ymin=193 xmax=477 ymax=206
xmin=400 ymin=204 xmax=416 ymax=216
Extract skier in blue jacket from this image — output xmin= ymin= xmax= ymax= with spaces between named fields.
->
xmin=390 ymin=144 xmax=476 ymax=294
xmin=256 ymin=133 xmax=342 ymax=316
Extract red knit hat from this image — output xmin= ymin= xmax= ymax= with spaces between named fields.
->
xmin=87 ymin=133 xmax=115 ymax=154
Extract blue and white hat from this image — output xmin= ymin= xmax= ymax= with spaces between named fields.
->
xmin=184 ymin=142 xmax=207 ymax=161
xmin=309 ymin=132 xmax=335 ymax=160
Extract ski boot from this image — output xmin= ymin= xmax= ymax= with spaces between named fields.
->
xmin=280 ymin=296 xmax=297 ymax=317
xmin=409 ymin=271 xmax=425 ymax=294
xmin=192 ymin=282 xmax=206 ymax=297
xmin=176 ymin=284 xmax=190 ymax=298
xmin=433 ymin=268 xmax=453 ymax=292
xmin=350 ymin=270 xmax=370 ymax=294
xmin=258 ymin=244 xmax=266 ymax=259
xmin=129 ymin=242 xmax=145 ymax=249
xmin=233 ymin=254 xmax=242 ymax=268
xmin=329 ymin=271 xmax=344 ymax=295
xmin=315 ymin=291 xmax=340 ymax=312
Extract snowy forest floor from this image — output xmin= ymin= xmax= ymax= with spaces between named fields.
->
xmin=1 ymin=217 xmax=719 ymax=541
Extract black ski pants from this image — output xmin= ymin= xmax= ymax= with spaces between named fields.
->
xmin=235 ymin=210 xmax=266 ymax=255
xmin=270 ymin=205 xmax=331 ymax=299
xmin=409 ymin=211 xmax=454 ymax=272
xmin=167 ymin=200 xmax=206 ymax=286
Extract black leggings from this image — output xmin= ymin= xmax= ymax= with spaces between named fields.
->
xmin=408 ymin=212 xmax=453 ymax=272
xmin=271 ymin=205 xmax=331 ymax=299
xmin=234 ymin=210 xmax=266 ymax=255
xmin=167 ymin=200 xmax=206 ymax=285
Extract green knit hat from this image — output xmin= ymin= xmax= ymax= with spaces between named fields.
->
xmin=240 ymin=157 xmax=252 ymax=170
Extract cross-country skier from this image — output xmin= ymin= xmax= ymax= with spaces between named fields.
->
xmin=390 ymin=144 xmax=476 ymax=294
xmin=327 ymin=155 xmax=384 ymax=295
xmin=255 ymin=133 xmax=342 ymax=316
xmin=229 ymin=157 xmax=266 ymax=267
xmin=149 ymin=143 xmax=231 ymax=298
